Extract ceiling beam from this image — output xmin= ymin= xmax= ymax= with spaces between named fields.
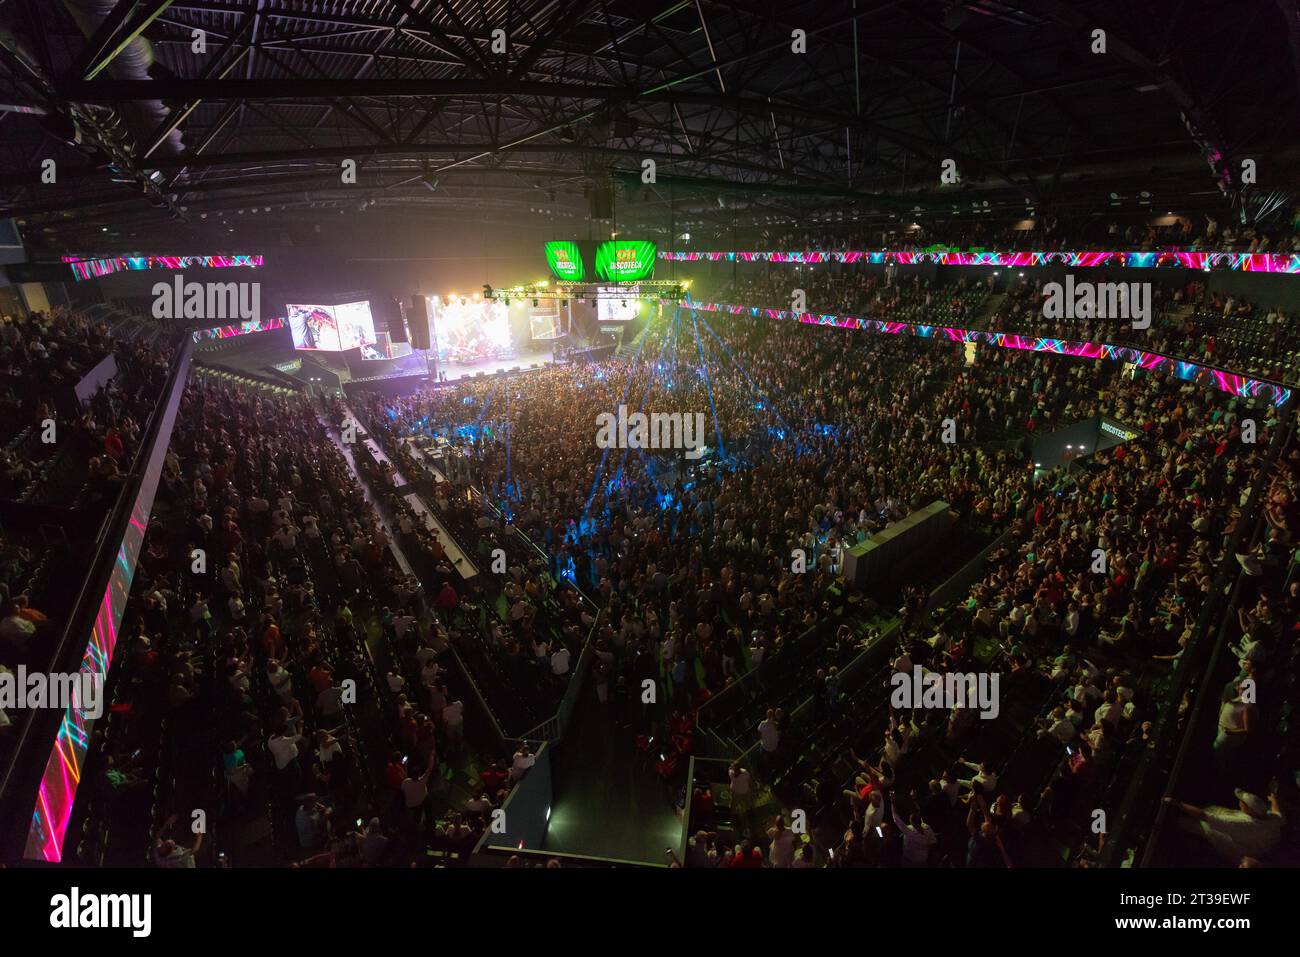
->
xmin=68 ymin=0 xmax=177 ymax=82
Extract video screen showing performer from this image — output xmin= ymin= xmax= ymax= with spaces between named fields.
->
xmin=287 ymin=303 xmax=341 ymax=350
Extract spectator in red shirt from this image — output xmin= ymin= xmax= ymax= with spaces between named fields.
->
xmin=436 ymin=581 xmax=458 ymax=613
xmin=729 ymin=844 xmax=764 ymax=868
xmin=384 ymin=753 xmax=406 ymax=792
xmin=480 ymin=760 xmax=509 ymax=798
xmin=104 ymin=427 xmax=125 ymax=461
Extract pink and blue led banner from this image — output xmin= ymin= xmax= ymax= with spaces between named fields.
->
xmin=191 ymin=316 xmax=286 ymax=342
xmin=23 ymin=347 xmax=192 ymax=862
xmin=62 ymin=254 xmax=264 ymax=282
xmin=687 ymin=300 xmax=1293 ymax=408
xmin=662 ymin=249 xmax=1300 ymax=273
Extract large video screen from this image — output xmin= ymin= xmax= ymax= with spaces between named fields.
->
xmin=361 ymin=336 xmax=414 ymax=361
xmin=529 ymin=305 xmax=565 ymax=340
xmin=288 ymin=303 xmax=340 ymax=350
xmin=334 ymin=300 xmax=377 ymax=351
xmin=544 ymin=240 xmax=586 ymax=282
xmin=595 ymin=240 xmax=656 ymax=282
xmin=597 ymin=287 xmax=639 ymax=321
xmin=288 ymin=300 xmax=377 ymax=352
xmin=433 ymin=297 xmax=512 ymax=363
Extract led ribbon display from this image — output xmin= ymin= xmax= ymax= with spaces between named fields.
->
xmin=660 ymin=249 xmax=1300 ymax=273
xmin=686 ymin=300 xmax=1293 ymax=408
xmin=62 ymin=255 xmax=264 ymax=282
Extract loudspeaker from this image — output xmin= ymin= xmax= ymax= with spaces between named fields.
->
xmin=384 ymin=297 xmax=408 ymax=343
xmin=409 ymin=294 xmax=431 ymax=351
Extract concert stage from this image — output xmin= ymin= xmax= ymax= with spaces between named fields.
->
xmin=339 ymin=348 xmax=559 ymax=400
xmin=437 ymin=348 xmax=555 ymax=381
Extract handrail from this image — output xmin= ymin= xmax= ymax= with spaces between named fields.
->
xmin=465 ymin=479 xmax=600 ymax=611
xmin=478 ymin=844 xmax=667 ymax=868
xmin=695 ymin=617 xmax=827 ymax=722
xmin=505 ymin=608 xmax=603 ymax=748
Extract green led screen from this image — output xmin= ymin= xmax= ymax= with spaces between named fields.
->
xmin=594 ymin=240 xmax=657 ymax=282
xmin=543 ymin=241 xmax=586 ymax=281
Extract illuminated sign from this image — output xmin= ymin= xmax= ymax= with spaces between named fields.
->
xmin=544 ymin=241 xmax=586 ymax=282
xmin=1100 ymin=421 xmax=1138 ymax=441
xmin=62 ymin=254 xmax=264 ymax=282
xmin=595 ymin=240 xmax=656 ymax=282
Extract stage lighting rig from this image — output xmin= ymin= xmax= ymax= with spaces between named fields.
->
xmin=486 ymin=280 xmax=687 ymax=304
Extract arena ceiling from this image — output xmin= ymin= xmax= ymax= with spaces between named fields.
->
xmin=1 ymin=0 xmax=1298 ymax=250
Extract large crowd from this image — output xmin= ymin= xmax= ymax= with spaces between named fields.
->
xmin=66 ymin=368 xmax=515 ymax=867
xmin=1 ymin=307 xmax=176 ymax=753
xmin=690 ymin=266 xmax=1300 ymax=386
xmin=18 ymin=242 xmax=1297 ymax=868
xmin=351 ymin=297 xmax=1294 ymax=867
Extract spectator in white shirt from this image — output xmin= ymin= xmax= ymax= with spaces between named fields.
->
xmin=767 ymin=816 xmax=798 ymax=867
xmin=268 ymin=730 xmax=304 ymax=783
xmin=510 ymin=744 xmax=536 ymax=781
xmin=1164 ymin=790 xmax=1284 ymax=865
xmin=266 ymin=659 xmax=293 ymax=701
xmin=892 ymin=803 xmax=938 ymax=866
xmin=957 ymin=759 xmax=997 ymax=796
xmin=1038 ymin=706 xmax=1077 ymax=745
xmin=1095 ymin=690 xmax=1123 ymax=729
xmin=401 ymin=753 xmax=438 ymax=823
xmin=442 ymin=699 xmax=465 ymax=751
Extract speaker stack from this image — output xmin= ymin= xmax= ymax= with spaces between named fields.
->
xmin=383 ymin=297 xmax=409 ymax=343
xmin=409 ymin=294 xmax=431 ymax=351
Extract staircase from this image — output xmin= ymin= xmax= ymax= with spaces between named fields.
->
xmin=969 ymin=291 xmax=1007 ymax=331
